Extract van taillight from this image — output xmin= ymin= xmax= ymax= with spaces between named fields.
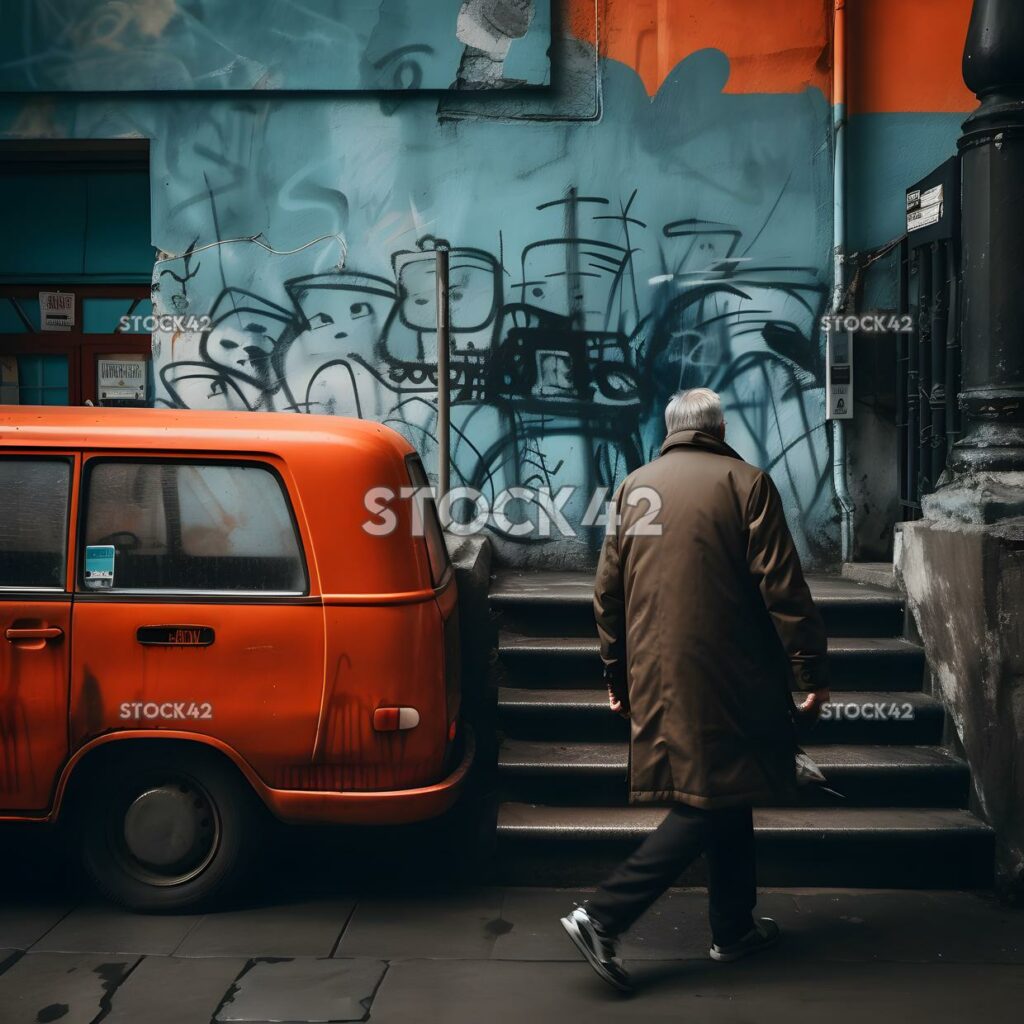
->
xmin=373 ymin=706 xmax=420 ymax=732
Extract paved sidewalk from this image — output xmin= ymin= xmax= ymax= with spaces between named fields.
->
xmin=1 ymin=885 xmax=1022 ymax=1023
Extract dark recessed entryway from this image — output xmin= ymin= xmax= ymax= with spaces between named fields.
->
xmin=0 ymin=139 xmax=153 ymax=407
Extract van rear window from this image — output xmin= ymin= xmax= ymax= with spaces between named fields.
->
xmin=81 ymin=461 xmax=306 ymax=594
xmin=405 ymin=455 xmax=450 ymax=589
xmin=0 ymin=458 xmax=70 ymax=590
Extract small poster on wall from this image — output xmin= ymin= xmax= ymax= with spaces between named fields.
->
xmin=97 ymin=357 xmax=147 ymax=403
xmin=39 ymin=291 xmax=75 ymax=331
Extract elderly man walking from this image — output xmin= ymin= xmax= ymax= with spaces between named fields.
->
xmin=560 ymin=387 xmax=830 ymax=992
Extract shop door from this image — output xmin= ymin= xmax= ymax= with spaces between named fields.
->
xmin=0 ymin=286 xmax=152 ymax=407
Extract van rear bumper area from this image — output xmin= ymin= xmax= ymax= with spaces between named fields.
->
xmin=261 ymin=725 xmax=475 ymax=826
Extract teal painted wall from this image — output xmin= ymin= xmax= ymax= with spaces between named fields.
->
xmin=2 ymin=4 xmax=970 ymax=567
xmin=0 ymin=0 xmax=553 ymax=92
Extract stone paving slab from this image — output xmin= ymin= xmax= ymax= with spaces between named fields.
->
xmin=0 ymin=900 xmax=72 ymax=949
xmin=0 ymin=951 xmax=138 ymax=1024
xmin=335 ymin=888 xmax=505 ymax=960
xmin=368 ymin=957 xmax=1024 ymax=1024
xmin=217 ymin=958 xmax=387 ymax=1023
xmin=174 ymin=899 xmax=355 ymax=958
xmin=786 ymin=890 xmax=1024 ymax=962
xmin=2 ymin=889 xmax=1024 ymax=1022
xmin=103 ymin=955 xmax=248 ymax=1024
xmin=31 ymin=903 xmax=203 ymax=955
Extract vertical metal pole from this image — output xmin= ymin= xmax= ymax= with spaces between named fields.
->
xmin=948 ymin=0 xmax=1024 ymax=476
xmin=435 ymin=247 xmax=451 ymax=499
xmin=906 ymin=252 xmax=920 ymax=510
xmin=929 ymin=242 xmax=948 ymax=486
xmin=896 ymin=237 xmax=909 ymax=513
xmin=917 ymin=251 xmax=933 ymax=494
xmin=945 ymin=241 xmax=961 ymax=449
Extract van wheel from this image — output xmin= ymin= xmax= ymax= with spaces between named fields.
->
xmin=77 ymin=746 xmax=260 ymax=912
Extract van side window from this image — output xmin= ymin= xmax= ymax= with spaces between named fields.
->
xmin=405 ymin=455 xmax=450 ymax=588
xmin=81 ymin=462 xmax=307 ymax=594
xmin=0 ymin=458 xmax=71 ymax=590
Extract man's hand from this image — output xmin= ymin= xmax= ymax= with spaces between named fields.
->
xmin=608 ymin=686 xmax=630 ymax=719
xmin=796 ymin=688 xmax=831 ymax=723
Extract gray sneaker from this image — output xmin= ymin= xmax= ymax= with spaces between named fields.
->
xmin=709 ymin=917 xmax=780 ymax=962
xmin=560 ymin=906 xmax=632 ymax=992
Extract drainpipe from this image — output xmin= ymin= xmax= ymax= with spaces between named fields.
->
xmin=830 ymin=0 xmax=855 ymax=562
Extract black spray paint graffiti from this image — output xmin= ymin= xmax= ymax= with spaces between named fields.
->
xmin=155 ymin=188 xmax=829 ymax=556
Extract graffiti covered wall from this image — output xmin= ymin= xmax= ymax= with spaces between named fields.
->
xmin=1 ymin=0 xmax=841 ymax=566
xmin=0 ymin=0 xmax=554 ymax=91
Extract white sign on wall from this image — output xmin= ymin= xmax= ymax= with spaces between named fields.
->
xmin=826 ymin=333 xmax=853 ymax=420
xmin=906 ymin=184 xmax=943 ymax=233
xmin=39 ymin=291 xmax=75 ymax=331
xmin=98 ymin=357 xmax=147 ymax=402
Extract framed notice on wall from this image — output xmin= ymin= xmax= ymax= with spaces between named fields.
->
xmin=39 ymin=291 xmax=75 ymax=331
xmin=97 ymin=357 xmax=147 ymax=403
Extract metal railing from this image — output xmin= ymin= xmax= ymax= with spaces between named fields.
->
xmin=897 ymin=236 xmax=962 ymax=518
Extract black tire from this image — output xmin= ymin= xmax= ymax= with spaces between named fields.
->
xmin=76 ymin=744 xmax=261 ymax=912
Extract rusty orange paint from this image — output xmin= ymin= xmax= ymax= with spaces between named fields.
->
xmin=0 ymin=406 xmax=469 ymax=826
xmin=567 ymin=0 xmax=829 ymax=98
xmin=846 ymin=0 xmax=975 ymax=114
xmin=567 ymin=0 xmax=975 ymax=113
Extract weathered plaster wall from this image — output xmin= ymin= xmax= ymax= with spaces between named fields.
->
xmin=900 ymin=515 xmax=1024 ymax=894
xmin=0 ymin=0 xmax=979 ymax=567
xmin=0 ymin=0 xmax=554 ymax=91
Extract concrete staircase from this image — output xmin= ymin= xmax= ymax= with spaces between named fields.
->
xmin=490 ymin=572 xmax=994 ymax=887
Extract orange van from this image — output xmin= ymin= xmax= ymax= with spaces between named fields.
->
xmin=0 ymin=406 xmax=472 ymax=910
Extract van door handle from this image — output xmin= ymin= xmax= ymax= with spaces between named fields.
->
xmin=5 ymin=627 xmax=64 ymax=641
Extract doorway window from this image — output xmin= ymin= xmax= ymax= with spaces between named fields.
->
xmin=12 ymin=354 xmax=70 ymax=405
xmin=0 ymin=286 xmax=151 ymax=407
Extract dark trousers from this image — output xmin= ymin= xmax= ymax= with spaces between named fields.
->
xmin=587 ymin=803 xmax=757 ymax=946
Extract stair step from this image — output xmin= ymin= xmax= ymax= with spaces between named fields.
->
xmin=498 ymin=688 xmax=944 ymax=743
xmin=497 ymin=740 xmax=969 ymax=807
xmin=491 ymin=571 xmax=906 ymax=638
xmin=494 ymin=804 xmax=994 ymax=887
xmin=497 ymin=802 xmax=990 ymax=839
xmin=499 ymin=739 xmax=963 ymax=775
xmin=486 ymin=571 xmax=993 ymax=888
xmin=497 ymin=634 xmax=925 ymax=692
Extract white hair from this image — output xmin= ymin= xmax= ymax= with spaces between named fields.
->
xmin=664 ymin=387 xmax=725 ymax=435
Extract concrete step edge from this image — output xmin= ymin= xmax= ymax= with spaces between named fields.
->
xmin=498 ymin=687 xmax=940 ymax=711
xmin=490 ymin=572 xmax=903 ymax=607
xmin=496 ymin=803 xmax=993 ymax=838
xmin=498 ymin=740 xmax=966 ymax=774
xmin=498 ymin=633 xmax=923 ymax=657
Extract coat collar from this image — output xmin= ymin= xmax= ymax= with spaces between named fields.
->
xmin=660 ymin=428 xmax=743 ymax=461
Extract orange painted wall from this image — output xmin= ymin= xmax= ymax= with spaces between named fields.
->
xmin=568 ymin=0 xmax=976 ymax=113
xmin=847 ymin=0 xmax=975 ymax=113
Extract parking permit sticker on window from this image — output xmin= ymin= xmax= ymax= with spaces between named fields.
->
xmin=84 ymin=545 xmax=116 ymax=588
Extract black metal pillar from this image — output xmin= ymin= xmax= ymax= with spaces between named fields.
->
xmin=948 ymin=0 xmax=1024 ymax=475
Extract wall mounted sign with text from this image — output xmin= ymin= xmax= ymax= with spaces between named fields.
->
xmin=97 ymin=357 xmax=147 ymax=403
xmin=39 ymin=291 xmax=74 ymax=332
